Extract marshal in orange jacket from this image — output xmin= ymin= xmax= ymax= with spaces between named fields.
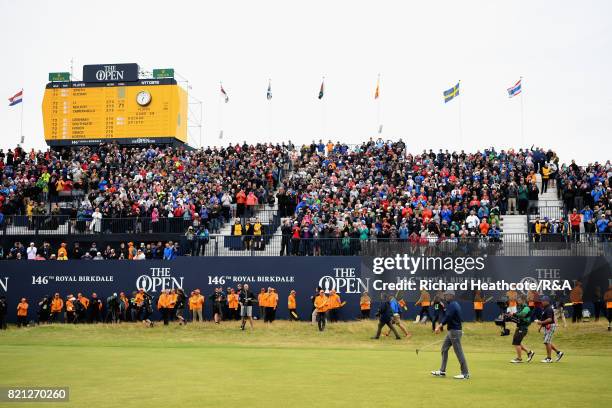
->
xmin=51 ymin=297 xmax=64 ymax=313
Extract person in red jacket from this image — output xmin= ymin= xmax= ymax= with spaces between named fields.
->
xmin=569 ymin=208 xmax=582 ymax=242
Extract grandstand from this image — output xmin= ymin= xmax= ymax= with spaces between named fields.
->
xmin=0 ymin=140 xmax=610 ymax=259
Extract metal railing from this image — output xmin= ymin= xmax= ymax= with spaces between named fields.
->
xmin=2 ymin=233 xmax=611 ymax=258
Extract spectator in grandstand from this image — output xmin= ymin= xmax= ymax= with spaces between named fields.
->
xmin=26 ymin=242 xmax=37 ymax=260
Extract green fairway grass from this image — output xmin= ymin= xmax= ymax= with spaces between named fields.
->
xmin=0 ymin=320 xmax=610 ymax=408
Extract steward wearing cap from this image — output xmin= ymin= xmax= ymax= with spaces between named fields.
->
xmin=50 ymin=293 xmax=64 ymax=323
xmin=288 ymin=290 xmax=298 ymax=320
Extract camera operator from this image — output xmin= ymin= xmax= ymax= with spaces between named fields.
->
xmin=89 ymin=293 xmax=103 ymax=323
xmin=510 ymin=295 xmax=535 ymax=363
xmin=37 ymin=295 xmax=51 ymax=324
xmin=141 ymin=290 xmax=154 ymax=327
xmin=239 ymin=283 xmax=256 ymax=330
xmin=106 ymin=293 xmax=120 ymax=323
xmin=175 ymin=288 xmax=187 ymax=325
xmin=210 ymin=287 xmax=226 ymax=324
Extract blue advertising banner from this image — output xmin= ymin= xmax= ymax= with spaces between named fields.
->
xmin=1 ymin=256 xmax=611 ymax=323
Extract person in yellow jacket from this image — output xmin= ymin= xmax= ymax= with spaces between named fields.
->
xmin=17 ymin=298 xmax=29 ymax=327
xmin=473 ymin=290 xmax=484 ymax=322
xmin=50 ymin=293 xmax=64 ymax=323
xmin=314 ymin=289 xmax=329 ymax=332
xmin=328 ymin=289 xmax=342 ymax=323
xmin=65 ymin=295 xmax=76 ymax=324
xmin=288 ymin=290 xmax=298 ymax=321
xmin=415 ymin=290 xmax=431 ymax=323
xmin=360 ymin=291 xmax=371 ymax=319
xmin=604 ymin=285 xmax=612 ymax=331
xmin=57 ymin=243 xmax=68 ymax=260
xmin=253 ymin=219 xmax=263 ymax=250
xmin=193 ymin=289 xmax=205 ymax=322
xmin=228 ymin=289 xmax=239 ymax=320
xmin=263 ymin=288 xmax=279 ymax=323
xmin=570 ymin=281 xmax=583 ymax=323
xmin=158 ymin=289 xmax=171 ymax=325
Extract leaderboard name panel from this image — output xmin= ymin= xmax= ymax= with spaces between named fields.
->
xmin=46 ymin=85 xmax=172 ymax=140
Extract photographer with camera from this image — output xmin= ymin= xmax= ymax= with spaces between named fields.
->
xmin=210 ymin=287 xmax=226 ymax=324
xmin=106 ymin=293 xmax=121 ymax=323
xmin=239 ymin=283 xmax=256 ymax=330
xmin=37 ymin=295 xmax=51 ymax=324
xmin=509 ymin=295 xmax=535 ymax=363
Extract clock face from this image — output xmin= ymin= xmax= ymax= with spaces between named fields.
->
xmin=136 ymin=90 xmax=152 ymax=106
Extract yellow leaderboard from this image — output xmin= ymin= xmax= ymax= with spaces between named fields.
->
xmin=42 ymin=79 xmax=187 ymax=146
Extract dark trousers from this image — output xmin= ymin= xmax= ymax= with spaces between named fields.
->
xmin=542 ymin=178 xmax=549 ymax=193
xmin=17 ymin=316 xmax=27 ymax=327
xmin=264 ymin=307 xmax=275 ymax=323
xmin=280 ymin=238 xmax=290 ymax=256
xmin=291 ymin=238 xmax=300 ymax=255
xmin=607 ymin=309 xmax=612 ymax=324
xmin=572 ymin=303 xmax=583 ymax=322
xmin=474 ymin=310 xmax=483 ymax=322
xmin=67 ymin=311 xmax=76 ymax=324
xmin=418 ymin=306 xmax=431 ymax=322
xmin=317 ymin=312 xmax=326 ymax=331
xmin=51 ymin=311 xmax=62 ymax=322
xmin=593 ymin=302 xmax=603 ymax=321
xmin=329 ymin=308 xmax=338 ymax=322
xmin=375 ymin=321 xmax=400 ymax=339
xmin=361 ymin=309 xmax=370 ymax=319
xmin=572 ymin=226 xmax=580 ymax=242
xmin=161 ymin=308 xmax=169 ymax=325
xmin=0 ymin=315 xmax=6 ymax=330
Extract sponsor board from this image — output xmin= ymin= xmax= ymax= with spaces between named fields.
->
xmin=0 ymin=256 xmax=610 ymax=322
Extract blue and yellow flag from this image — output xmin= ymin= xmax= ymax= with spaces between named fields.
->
xmin=443 ymin=82 xmax=460 ymax=103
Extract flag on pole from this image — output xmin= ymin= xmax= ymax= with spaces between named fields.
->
xmin=443 ymin=82 xmax=460 ymax=103
xmin=267 ymin=79 xmax=272 ymax=100
xmin=507 ymin=79 xmax=522 ymax=98
xmin=374 ymin=76 xmax=380 ymax=99
xmin=220 ymin=84 xmax=229 ymax=103
xmin=318 ymin=78 xmax=325 ymax=100
xmin=8 ymin=90 xmax=23 ymax=106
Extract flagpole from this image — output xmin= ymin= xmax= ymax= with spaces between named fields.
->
xmin=19 ymin=89 xmax=24 ymax=145
xmin=267 ymin=78 xmax=272 ymax=141
xmin=320 ymin=76 xmax=326 ymax=141
xmin=520 ymin=76 xmax=524 ymax=148
xmin=376 ymin=74 xmax=381 ymax=135
xmin=219 ymin=81 xmax=224 ymax=142
xmin=458 ymin=80 xmax=463 ymax=151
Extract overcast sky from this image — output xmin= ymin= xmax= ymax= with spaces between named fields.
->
xmin=1 ymin=0 xmax=611 ymax=164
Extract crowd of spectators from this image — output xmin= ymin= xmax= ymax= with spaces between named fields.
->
xmin=1 ymin=139 xmax=611 ymax=259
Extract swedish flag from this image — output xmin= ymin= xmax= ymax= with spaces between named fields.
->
xmin=443 ymin=82 xmax=460 ymax=103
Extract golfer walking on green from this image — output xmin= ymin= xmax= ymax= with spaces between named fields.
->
xmin=431 ymin=290 xmax=470 ymax=379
